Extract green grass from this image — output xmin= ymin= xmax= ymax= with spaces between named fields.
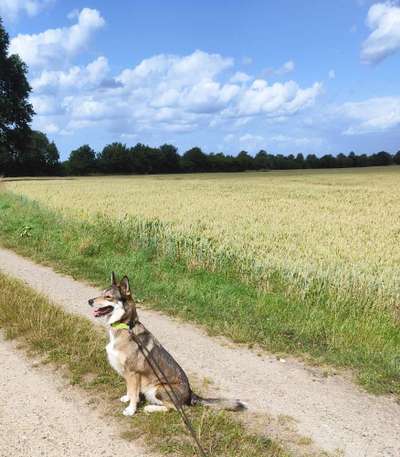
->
xmin=0 ymin=272 xmax=288 ymax=457
xmin=0 ymin=190 xmax=399 ymax=397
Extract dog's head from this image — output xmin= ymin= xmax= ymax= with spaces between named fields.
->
xmin=88 ymin=272 xmax=136 ymax=324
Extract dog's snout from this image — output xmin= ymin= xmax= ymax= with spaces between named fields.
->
xmin=88 ymin=298 xmax=94 ymax=306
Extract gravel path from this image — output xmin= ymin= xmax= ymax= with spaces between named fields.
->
xmin=1 ymin=247 xmax=399 ymax=457
xmin=0 ymin=335 xmax=151 ymax=457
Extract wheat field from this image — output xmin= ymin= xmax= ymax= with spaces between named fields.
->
xmin=5 ymin=167 xmax=400 ymax=311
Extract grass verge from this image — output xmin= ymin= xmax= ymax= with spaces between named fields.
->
xmin=0 ymin=191 xmax=399 ymax=396
xmin=0 ymin=272 xmax=288 ymax=457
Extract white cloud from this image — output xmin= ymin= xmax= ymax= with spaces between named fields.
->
xmin=30 ymin=50 xmax=322 ymax=140
xmin=328 ymin=69 xmax=336 ymax=79
xmin=30 ymin=94 xmax=61 ymax=115
xmin=42 ymin=122 xmax=60 ymax=134
xmin=264 ymin=60 xmax=296 ymax=77
xmin=67 ymin=8 xmax=80 ymax=20
xmin=221 ymin=133 xmax=264 ymax=152
xmin=339 ymin=96 xmax=400 ymax=134
xmin=223 ymin=133 xmax=235 ymax=142
xmin=239 ymin=133 xmax=264 ymax=143
xmin=233 ymin=79 xmax=322 ymax=117
xmin=0 ymin=0 xmax=51 ymax=20
xmin=9 ymin=8 xmax=105 ymax=68
xmin=117 ymin=50 xmax=233 ymax=89
xmin=276 ymin=60 xmax=295 ymax=75
xmin=361 ymin=1 xmax=400 ymax=63
xmin=270 ymin=134 xmax=323 ymax=147
xmin=230 ymin=72 xmax=252 ymax=83
xmin=31 ymin=57 xmax=110 ymax=91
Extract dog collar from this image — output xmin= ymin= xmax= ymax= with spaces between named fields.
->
xmin=111 ymin=322 xmax=130 ymax=330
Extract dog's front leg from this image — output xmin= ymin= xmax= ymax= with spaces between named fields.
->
xmin=123 ymin=373 xmax=140 ymax=416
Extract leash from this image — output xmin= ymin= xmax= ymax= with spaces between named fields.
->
xmin=126 ymin=317 xmax=208 ymax=457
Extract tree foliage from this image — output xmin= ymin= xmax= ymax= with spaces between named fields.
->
xmin=67 ymin=145 xmax=96 ymax=175
xmin=60 ymin=144 xmax=400 ymax=176
xmin=0 ymin=17 xmax=35 ymax=175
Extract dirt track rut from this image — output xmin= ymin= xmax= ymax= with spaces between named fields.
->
xmin=0 ymin=335 xmax=151 ymax=457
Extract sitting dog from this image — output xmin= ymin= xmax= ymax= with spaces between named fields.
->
xmin=88 ymin=272 xmax=246 ymax=415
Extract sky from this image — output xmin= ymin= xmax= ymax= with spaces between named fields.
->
xmin=1 ymin=0 xmax=400 ymax=159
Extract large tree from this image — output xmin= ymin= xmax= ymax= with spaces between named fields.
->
xmin=181 ymin=147 xmax=209 ymax=172
xmin=0 ymin=17 xmax=34 ymax=175
xmin=98 ymin=142 xmax=130 ymax=173
xmin=67 ymin=145 xmax=97 ymax=175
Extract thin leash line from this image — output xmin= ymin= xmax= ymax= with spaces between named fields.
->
xmin=128 ymin=321 xmax=208 ymax=457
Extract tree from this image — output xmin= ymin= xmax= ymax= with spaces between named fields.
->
xmin=159 ymin=144 xmax=180 ymax=173
xmin=254 ymin=150 xmax=270 ymax=170
xmin=319 ymin=154 xmax=337 ymax=168
xmin=295 ymin=153 xmax=305 ymax=169
xmin=181 ymin=147 xmax=209 ymax=172
xmin=67 ymin=145 xmax=97 ymax=175
xmin=236 ymin=150 xmax=254 ymax=171
xmin=25 ymin=131 xmax=60 ymax=175
xmin=305 ymin=154 xmax=319 ymax=169
xmin=0 ymin=17 xmax=34 ymax=175
xmin=394 ymin=151 xmax=400 ymax=165
xmin=98 ymin=142 xmax=129 ymax=173
xmin=371 ymin=151 xmax=393 ymax=166
xmin=129 ymin=143 xmax=149 ymax=173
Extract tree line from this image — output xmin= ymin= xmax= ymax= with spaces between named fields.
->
xmin=64 ymin=143 xmax=400 ymax=176
xmin=0 ymin=16 xmax=399 ymax=177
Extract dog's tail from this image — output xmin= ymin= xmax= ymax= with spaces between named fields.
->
xmin=190 ymin=392 xmax=246 ymax=411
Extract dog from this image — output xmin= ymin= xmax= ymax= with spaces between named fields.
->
xmin=88 ymin=272 xmax=246 ymax=415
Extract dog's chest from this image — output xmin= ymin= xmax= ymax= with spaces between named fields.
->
xmin=106 ymin=331 xmax=125 ymax=376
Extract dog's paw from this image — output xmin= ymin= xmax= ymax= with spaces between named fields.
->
xmin=122 ymin=404 xmax=136 ymax=416
xmin=120 ymin=395 xmax=130 ymax=403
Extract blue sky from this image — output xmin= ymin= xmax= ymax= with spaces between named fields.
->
xmin=2 ymin=0 xmax=400 ymax=159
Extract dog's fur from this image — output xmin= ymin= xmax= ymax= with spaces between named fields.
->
xmin=88 ymin=273 xmax=246 ymax=415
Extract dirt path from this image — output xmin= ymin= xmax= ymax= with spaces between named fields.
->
xmin=0 ymin=335 xmax=152 ymax=457
xmin=1 ymin=247 xmax=399 ymax=457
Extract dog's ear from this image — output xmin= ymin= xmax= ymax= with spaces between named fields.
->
xmin=119 ymin=276 xmax=131 ymax=297
xmin=111 ymin=271 xmax=117 ymax=285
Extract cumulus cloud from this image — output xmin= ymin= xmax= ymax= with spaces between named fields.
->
xmin=361 ymin=1 xmax=400 ymax=63
xmin=31 ymin=57 xmax=110 ymax=92
xmin=339 ymin=96 xmax=400 ymax=134
xmin=328 ymin=69 xmax=336 ymax=79
xmin=0 ymin=0 xmax=51 ymax=20
xmin=30 ymin=94 xmax=61 ymax=115
xmin=9 ymin=8 xmax=105 ymax=68
xmin=116 ymin=50 xmax=233 ymax=89
xmin=29 ymin=49 xmax=322 ymax=139
xmin=229 ymin=72 xmax=252 ymax=83
xmin=233 ymin=79 xmax=322 ymax=117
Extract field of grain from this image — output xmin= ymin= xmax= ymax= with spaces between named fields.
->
xmin=6 ymin=167 xmax=400 ymax=311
